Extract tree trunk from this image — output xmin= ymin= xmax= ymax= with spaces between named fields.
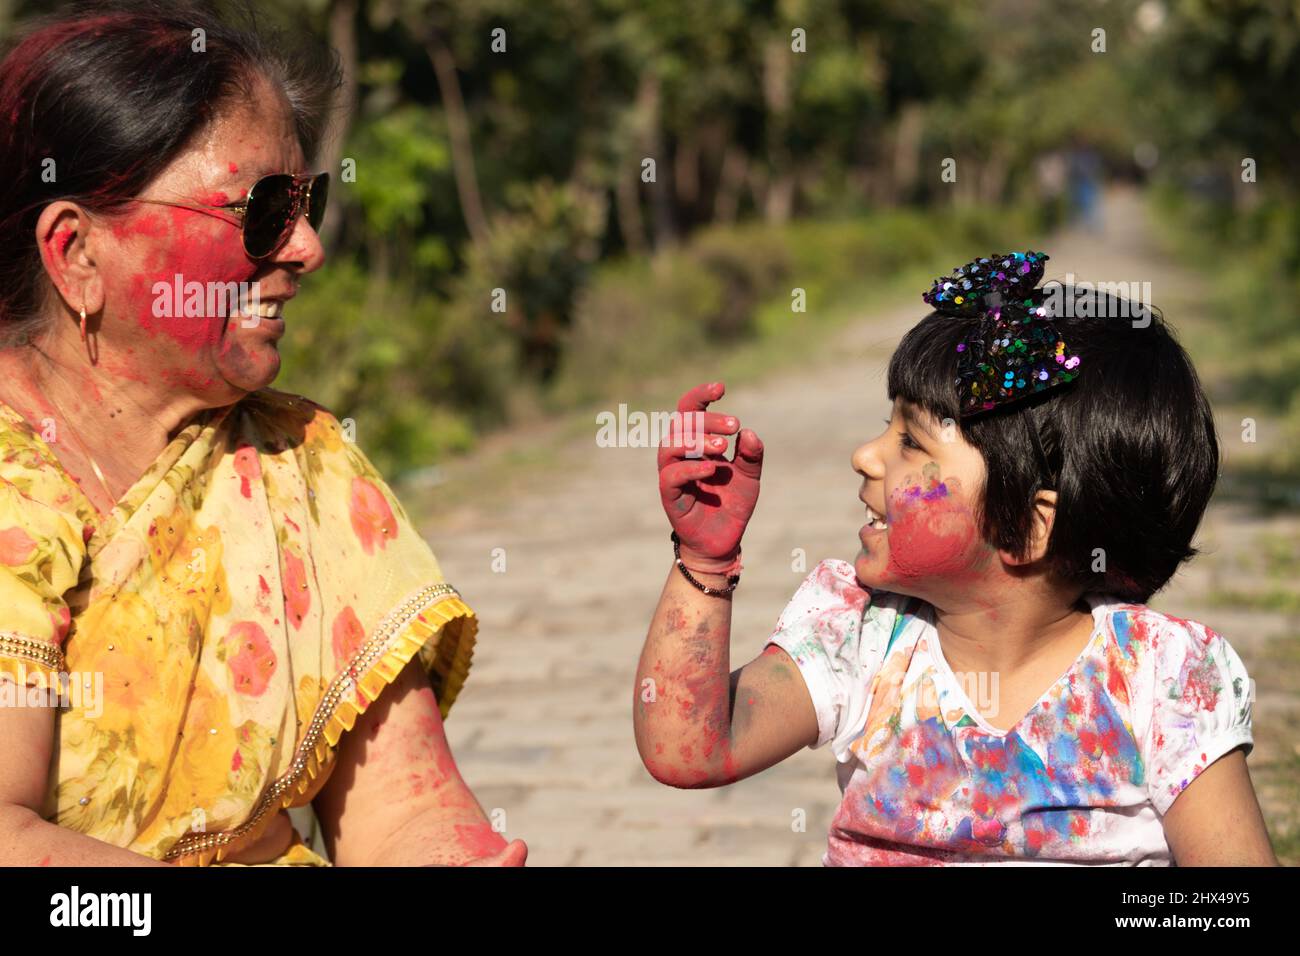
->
xmin=890 ymin=102 xmax=925 ymax=205
xmin=424 ymin=28 xmax=491 ymax=250
xmin=979 ymin=150 xmax=1009 ymax=204
xmin=314 ymin=0 xmax=359 ymax=251
xmin=616 ymin=140 xmax=649 ymax=256
xmin=762 ymin=36 xmax=794 ymax=223
xmin=674 ymin=134 xmax=700 ymax=209
xmin=636 ymin=72 xmax=677 ymax=249
xmin=714 ymin=142 xmax=748 ymax=224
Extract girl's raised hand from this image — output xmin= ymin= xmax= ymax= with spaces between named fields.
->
xmin=657 ymin=382 xmax=764 ymax=567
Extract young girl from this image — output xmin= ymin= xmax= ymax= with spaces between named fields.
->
xmin=634 ymin=251 xmax=1278 ymax=866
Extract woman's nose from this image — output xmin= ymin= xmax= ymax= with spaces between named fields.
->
xmin=273 ymin=212 xmax=326 ymax=274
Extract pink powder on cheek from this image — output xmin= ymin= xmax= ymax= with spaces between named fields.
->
xmin=118 ymin=205 xmax=257 ymax=354
xmin=882 ymin=475 xmax=990 ymax=582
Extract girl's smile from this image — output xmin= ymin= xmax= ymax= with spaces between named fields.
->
xmin=851 ymin=398 xmax=998 ymax=601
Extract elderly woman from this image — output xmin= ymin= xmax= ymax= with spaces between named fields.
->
xmin=0 ymin=3 xmax=523 ymax=866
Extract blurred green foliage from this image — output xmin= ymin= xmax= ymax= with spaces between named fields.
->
xmin=1135 ymin=1 xmax=1300 ymax=484
xmin=3 ymin=0 xmax=1294 ymax=479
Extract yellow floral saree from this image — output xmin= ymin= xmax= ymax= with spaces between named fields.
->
xmin=0 ymin=388 xmax=477 ymax=866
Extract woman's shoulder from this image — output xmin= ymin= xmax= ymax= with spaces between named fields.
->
xmin=0 ymin=400 xmax=90 ymax=523
xmin=237 ymin=386 xmax=335 ymax=425
xmin=233 ymin=388 xmax=350 ymax=453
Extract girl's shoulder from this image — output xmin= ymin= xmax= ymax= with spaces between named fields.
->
xmin=1091 ymin=602 xmax=1255 ymax=815
xmin=1090 ymin=598 xmax=1252 ymax=739
xmin=1090 ymin=597 xmax=1239 ymax=669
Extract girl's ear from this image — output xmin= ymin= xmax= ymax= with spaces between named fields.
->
xmin=1002 ymin=489 xmax=1058 ymax=566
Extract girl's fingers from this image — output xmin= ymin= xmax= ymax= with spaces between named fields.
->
xmin=731 ymin=427 xmax=765 ymax=479
xmin=676 ymin=381 xmax=725 ymax=414
xmin=659 ymin=459 xmax=718 ymax=505
xmin=663 ymin=410 xmax=739 ymax=445
xmin=657 ymin=434 xmax=730 ymax=469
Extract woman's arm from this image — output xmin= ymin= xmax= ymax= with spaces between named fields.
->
xmin=1161 ymin=747 xmax=1279 ymax=865
xmin=312 ymin=655 xmax=525 ymax=866
xmin=0 ymin=684 xmax=171 ymax=866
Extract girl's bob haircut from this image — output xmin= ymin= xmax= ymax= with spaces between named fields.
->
xmin=887 ymin=285 xmax=1219 ymax=604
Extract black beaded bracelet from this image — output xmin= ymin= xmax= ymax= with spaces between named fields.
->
xmin=671 ymin=531 xmax=740 ymax=595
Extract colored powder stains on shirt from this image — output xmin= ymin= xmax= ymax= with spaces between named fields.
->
xmin=845 ymin=670 xmax=1145 ymax=859
xmin=767 ymin=559 xmax=1255 ymax=866
xmin=1178 ymin=650 xmax=1224 ymax=712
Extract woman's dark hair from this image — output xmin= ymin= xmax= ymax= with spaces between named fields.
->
xmin=888 ymin=285 xmax=1220 ymax=604
xmin=0 ymin=0 xmax=342 ymax=344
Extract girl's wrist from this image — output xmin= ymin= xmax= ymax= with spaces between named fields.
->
xmin=672 ymin=533 xmax=743 ymax=596
xmin=676 ymin=542 xmax=743 ymax=577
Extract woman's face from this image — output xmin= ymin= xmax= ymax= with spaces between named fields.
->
xmin=87 ymin=72 xmax=324 ymax=403
xmin=851 ymin=398 xmax=1002 ymax=606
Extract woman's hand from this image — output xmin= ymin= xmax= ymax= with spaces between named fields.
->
xmin=418 ymin=839 xmax=529 ymax=867
xmin=657 ymin=381 xmax=764 ymax=569
xmin=220 ymin=809 xmax=296 ymax=865
xmin=462 ymin=839 xmax=528 ymax=866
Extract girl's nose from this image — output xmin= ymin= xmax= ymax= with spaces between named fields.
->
xmin=851 ymin=436 xmax=884 ymax=480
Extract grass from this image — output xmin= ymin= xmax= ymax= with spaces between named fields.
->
xmin=1248 ymin=628 xmax=1300 ymax=865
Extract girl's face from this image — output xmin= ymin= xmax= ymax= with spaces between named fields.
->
xmin=851 ymin=398 xmax=1002 ymax=605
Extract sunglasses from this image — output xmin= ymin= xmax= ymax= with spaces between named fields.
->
xmin=126 ymin=171 xmax=330 ymax=259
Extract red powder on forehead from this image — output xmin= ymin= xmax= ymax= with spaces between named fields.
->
xmin=228 ymin=162 xmax=239 ymax=174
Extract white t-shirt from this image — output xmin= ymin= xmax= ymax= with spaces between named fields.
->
xmin=767 ymin=559 xmax=1254 ymax=866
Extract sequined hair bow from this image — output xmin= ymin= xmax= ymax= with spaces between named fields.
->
xmin=922 ymin=251 xmax=1081 ymax=418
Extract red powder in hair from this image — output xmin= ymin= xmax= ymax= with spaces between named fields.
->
xmin=0 ymin=15 xmax=168 ymax=210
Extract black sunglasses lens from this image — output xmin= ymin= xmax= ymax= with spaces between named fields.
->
xmin=243 ymin=174 xmax=295 ymax=257
xmin=307 ymin=173 xmax=329 ymax=231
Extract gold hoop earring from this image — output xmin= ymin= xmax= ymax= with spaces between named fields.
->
xmin=79 ymin=305 xmax=88 ymax=344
